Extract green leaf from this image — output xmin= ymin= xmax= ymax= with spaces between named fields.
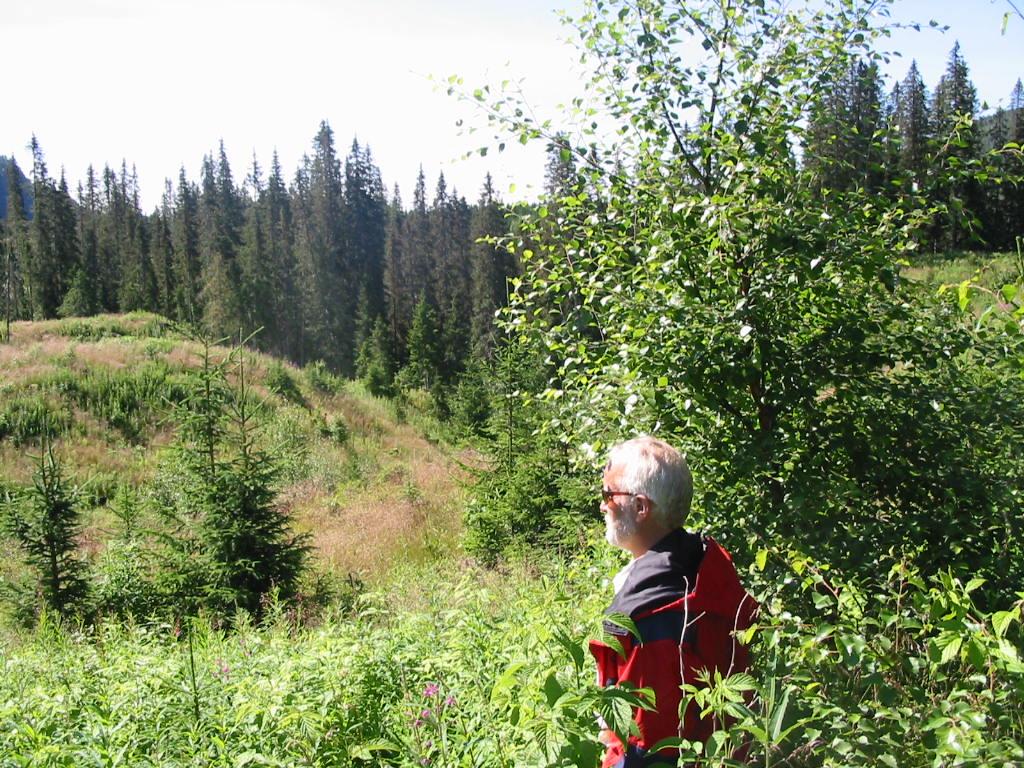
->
xmin=348 ymin=741 xmax=399 ymax=760
xmin=992 ymin=607 xmax=1019 ymax=639
xmin=958 ymin=280 xmax=971 ymax=311
xmin=930 ymin=631 xmax=962 ymax=665
xmin=1001 ymin=283 xmax=1018 ymax=303
xmin=966 ymin=637 xmax=987 ymax=671
xmin=769 ymin=685 xmax=790 ymax=742
xmin=755 ymin=548 xmax=768 ymax=571
xmin=605 ymin=612 xmax=641 ymax=642
xmin=553 ymin=629 xmax=586 ymax=671
xmin=543 ymin=672 xmax=565 ymax=706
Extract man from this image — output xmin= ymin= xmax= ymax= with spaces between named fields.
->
xmin=590 ymin=436 xmax=756 ymax=767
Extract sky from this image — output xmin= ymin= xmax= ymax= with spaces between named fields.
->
xmin=3 ymin=0 xmax=1021 ymax=211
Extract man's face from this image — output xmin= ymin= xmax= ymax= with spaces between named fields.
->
xmin=601 ymin=463 xmax=638 ymax=549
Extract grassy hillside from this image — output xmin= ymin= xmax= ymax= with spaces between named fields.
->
xmin=0 ymin=312 xmax=469 ymax=583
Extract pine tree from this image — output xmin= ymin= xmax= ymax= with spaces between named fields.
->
xmin=199 ymin=144 xmax=245 ymax=336
xmin=4 ymin=444 xmax=89 ymax=619
xmin=27 ymin=136 xmax=62 ymax=318
xmin=4 ymin=157 xmax=31 ymax=325
xmin=404 ymin=292 xmax=442 ymax=389
xmin=930 ymin=43 xmax=981 ymax=251
xmin=172 ymin=168 xmax=202 ymax=323
xmin=469 ymin=174 xmax=512 ymax=357
xmin=344 ymin=139 xmax=387 ymax=341
xmin=892 ymin=62 xmax=931 ymax=187
xmin=383 ymin=183 xmax=409 ymax=359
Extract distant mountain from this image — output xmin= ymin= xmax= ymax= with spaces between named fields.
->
xmin=977 ymin=107 xmax=1024 ymax=152
xmin=0 ymin=155 xmax=34 ymax=221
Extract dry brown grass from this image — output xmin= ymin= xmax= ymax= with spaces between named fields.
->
xmin=2 ymin=314 xmax=470 ymax=582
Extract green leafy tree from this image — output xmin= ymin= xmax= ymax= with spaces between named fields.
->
xmin=474 ymin=0 xmax=1023 ymax=589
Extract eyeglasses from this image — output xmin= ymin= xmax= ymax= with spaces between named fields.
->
xmin=601 ymin=488 xmax=636 ymax=503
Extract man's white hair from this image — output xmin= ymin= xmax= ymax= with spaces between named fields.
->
xmin=606 ymin=435 xmax=692 ymax=527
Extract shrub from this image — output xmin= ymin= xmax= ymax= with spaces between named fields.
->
xmin=265 ymin=361 xmax=307 ymax=408
xmin=0 ymin=393 xmax=73 ymax=444
xmin=304 ymin=360 xmax=343 ymax=395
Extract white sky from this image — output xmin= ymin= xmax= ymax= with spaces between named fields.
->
xmin=3 ymin=0 xmax=1021 ymax=211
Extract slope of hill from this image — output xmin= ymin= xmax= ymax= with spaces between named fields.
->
xmin=0 ymin=155 xmax=33 ymax=221
xmin=0 ymin=312 xmax=468 ymax=581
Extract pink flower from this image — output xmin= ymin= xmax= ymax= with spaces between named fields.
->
xmin=444 ymin=695 xmax=456 ymax=708
xmin=423 ymin=682 xmax=440 ymax=697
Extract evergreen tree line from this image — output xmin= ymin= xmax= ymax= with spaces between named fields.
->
xmin=0 ymin=122 xmax=517 ymax=387
xmin=805 ymin=44 xmax=1024 ymax=252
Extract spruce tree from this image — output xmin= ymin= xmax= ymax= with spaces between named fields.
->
xmin=27 ymin=136 xmax=61 ymax=318
xmin=383 ymin=184 xmax=409 ymax=358
xmin=469 ymin=174 xmax=512 ymax=357
xmin=344 ymin=139 xmax=387 ymax=337
xmin=199 ymin=145 xmax=245 ymax=336
xmin=4 ymin=444 xmax=89 ymax=619
xmin=265 ymin=151 xmax=299 ymax=358
xmin=172 ymin=168 xmax=202 ymax=323
xmin=892 ymin=62 xmax=931 ymax=188
xmin=199 ymin=348 xmax=309 ymax=615
xmin=404 ymin=292 xmax=442 ymax=389
xmin=930 ymin=43 xmax=981 ymax=251
xmin=4 ymin=157 xmax=31 ymax=324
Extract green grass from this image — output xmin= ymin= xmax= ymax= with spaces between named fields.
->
xmin=0 ymin=555 xmax=610 ymax=767
xmin=903 ymin=251 xmax=1022 ymax=289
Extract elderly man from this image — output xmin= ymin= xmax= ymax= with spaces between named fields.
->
xmin=590 ymin=436 xmax=756 ymax=767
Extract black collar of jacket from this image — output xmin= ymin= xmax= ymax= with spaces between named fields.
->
xmin=606 ymin=528 xmax=705 ymax=621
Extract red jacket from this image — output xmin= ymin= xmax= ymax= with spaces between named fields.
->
xmin=589 ymin=532 xmax=757 ymax=767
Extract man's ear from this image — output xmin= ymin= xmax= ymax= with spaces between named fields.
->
xmin=635 ymin=494 xmax=653 ymax=520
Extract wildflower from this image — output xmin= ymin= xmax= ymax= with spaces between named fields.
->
xmin=423 ymin=682 xmax=440 ymax=697
xmin=215 ymin=658 xmax=230 ymax=680
xmin=444 ymin=695 xmax=456 ymax=708
xmin=421 ymin=709 xmax=432 ymax=719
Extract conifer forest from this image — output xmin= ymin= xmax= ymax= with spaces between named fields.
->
xmin=1 ymin=0 xmax=1023 ymax=766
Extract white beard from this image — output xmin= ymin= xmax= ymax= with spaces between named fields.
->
xmin=605 ymin=504 xmax=638 ymax=548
